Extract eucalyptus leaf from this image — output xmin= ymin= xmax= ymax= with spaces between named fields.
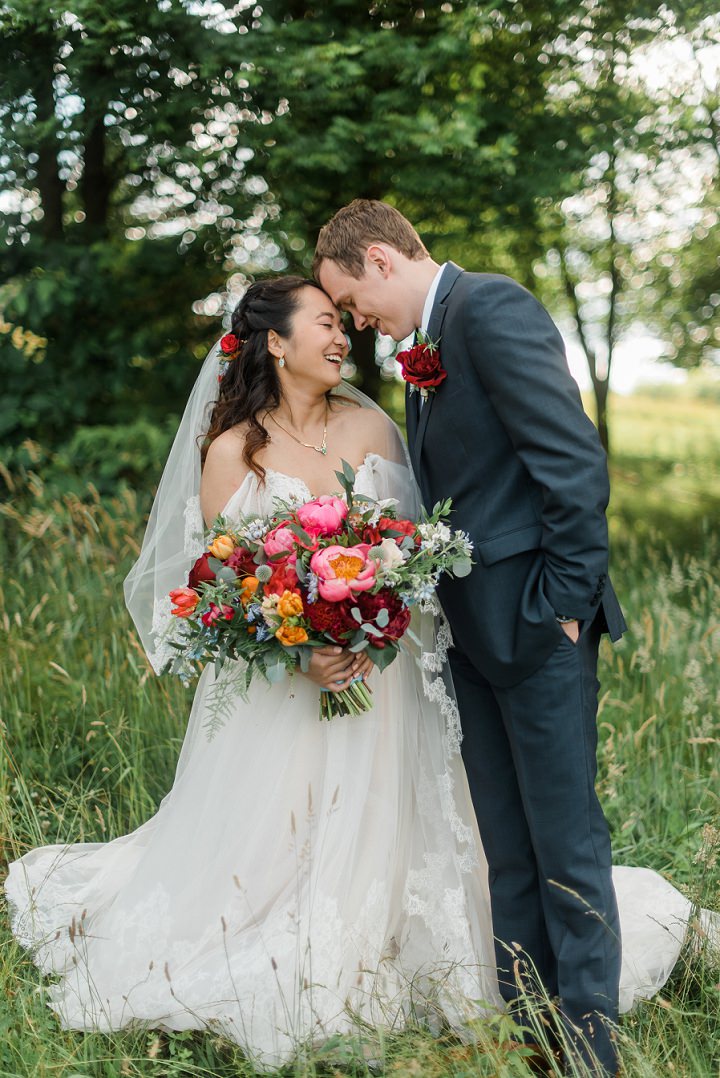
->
xmin=362 ymin=622 xmax=384 ymax=637
xmin=351 ymin=606 xmax=363 ymax=623
xmin=452 ymin=558 xmax=473 ymax=578
xmin=349 ymin=639 xmax=369 ymax=653
xmin=294 ymin=559 xmax=307 ymax=583
xmin=366 ymin=643 xmax=398 ymax=672
xmin=216 ymin=566 xmax=237 ymax=583
xmin=288 ymin=522 xmax=314 ymax=546
xmin=375 ymin=607 xmax=390 ymax=628
xmin=265 ymin=662 xmax=286 ymax=684
xmin=208 ymin=557 xmax=224 ymax=573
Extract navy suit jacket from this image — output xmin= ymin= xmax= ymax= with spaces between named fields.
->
xmin=406 ymin=263 xmax=626 ymax=688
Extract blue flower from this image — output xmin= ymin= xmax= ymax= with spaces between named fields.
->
xmin=306 ymin=571 xmax=319 ymax=604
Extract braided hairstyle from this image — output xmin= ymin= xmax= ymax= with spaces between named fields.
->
xmin=202 ymin=276 xmax=323 ymax=480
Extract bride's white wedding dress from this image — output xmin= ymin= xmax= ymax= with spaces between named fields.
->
xmin=4 ymin=454 xmax=713 ymax=1071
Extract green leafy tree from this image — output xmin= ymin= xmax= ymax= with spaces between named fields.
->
xmin=235 ymin=0 xmax=586 ymax=400
xmin=0 ymin=0 xmax=257 ymax=443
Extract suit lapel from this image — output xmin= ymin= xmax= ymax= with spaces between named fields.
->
xmin=405 ymin=379 xmax=419 ymax=448
xmin=409 ymin=262 xmax=463 ymax=477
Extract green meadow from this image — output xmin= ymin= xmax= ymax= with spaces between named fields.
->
xmin=1 ymin=392 xmax=719 ymax=1078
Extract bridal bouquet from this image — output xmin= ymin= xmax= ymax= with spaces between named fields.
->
xmin=162 ymin=462 xmax=473 ymax=722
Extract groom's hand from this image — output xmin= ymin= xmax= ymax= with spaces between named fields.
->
xmin=559 ymin=619 xmax=580 ymax=643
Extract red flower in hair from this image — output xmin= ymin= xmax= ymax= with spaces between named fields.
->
xmin=220 ymin=333 xmax=240 ymax=356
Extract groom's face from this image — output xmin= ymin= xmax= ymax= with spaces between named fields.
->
xmin=318 ymin=256 xmax=413 ymax=343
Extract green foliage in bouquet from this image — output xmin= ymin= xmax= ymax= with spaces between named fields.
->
xmin=159 ymin=462 xmax=473 ymax=731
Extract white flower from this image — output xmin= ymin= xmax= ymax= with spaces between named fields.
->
xmin=418 ymin=521 xmax=452 ymax=551
xmin=260 ymin=594 xmax=280 ymax=622
xmin=367 ymin=498 xmax=399 ymax=526
xmin=369 ymin=537 xmax=406 ymax=570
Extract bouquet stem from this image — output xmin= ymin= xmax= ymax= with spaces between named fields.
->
xmin=319 ymin=677 xmax=374 ymax=721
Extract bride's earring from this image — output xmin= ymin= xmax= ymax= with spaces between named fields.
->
xmin=278 ymin=355 xmax=286 ymax=368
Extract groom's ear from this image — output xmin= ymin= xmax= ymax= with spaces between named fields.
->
xmin=366 ymin=244 xmax=392 ymax=278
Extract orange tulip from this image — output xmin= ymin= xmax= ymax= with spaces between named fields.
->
xmin=277 ymin=590 xmax=304 ymax=618
xmin=275 ymin=622 xmax=309 ymax=646
xmin=209 ymin=534 xmax=235 ymax=560
xmin=169 ymin=587 xmax=199 ymax=618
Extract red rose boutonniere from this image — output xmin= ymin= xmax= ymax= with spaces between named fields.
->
xmin=395 ymin=331 xmax=446 ymax=399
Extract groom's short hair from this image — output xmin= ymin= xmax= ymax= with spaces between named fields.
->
xmin=314 ymin=199 xmax=429 ymax=279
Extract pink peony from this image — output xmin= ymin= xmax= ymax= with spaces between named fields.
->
xmin=263 ymin=524 xmax=300 ymax=561
xmin=310 ymin=543 xmax=377 ymax=602
xmin=297 ymin=495 xmax=348 ymax=537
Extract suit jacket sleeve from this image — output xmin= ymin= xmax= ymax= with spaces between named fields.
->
xmin=462 ymin=274 xmax=610 ymax=621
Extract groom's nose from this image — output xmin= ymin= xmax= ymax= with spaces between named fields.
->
xmin=352 ymin=310 xmax=369 ymax=331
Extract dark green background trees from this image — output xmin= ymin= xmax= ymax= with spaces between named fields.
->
xmin=1 ymin=0 xmax=717 ymax=454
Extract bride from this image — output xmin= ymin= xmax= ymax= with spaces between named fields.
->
xmin=4 ymin=276 xmax=711 ymax=1073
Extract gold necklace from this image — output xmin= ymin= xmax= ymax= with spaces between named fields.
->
xmin=267 ymin=402 xmax=329 ymax=456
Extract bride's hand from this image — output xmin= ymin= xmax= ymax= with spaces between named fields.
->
xmin=350 ymin=650 xmax=374 ymax=683
xmin=304 ymin=646 xmax=359 ymax=693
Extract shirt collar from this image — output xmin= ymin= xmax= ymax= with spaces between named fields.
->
xmin=420 ymin=262 xmax=448 ymax=335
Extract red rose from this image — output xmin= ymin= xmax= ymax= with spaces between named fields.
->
xmin=188 ymin=552 xmax=216 ymax=589
xmin=396 ymin=343 xmax=447 ymax=391
xmin=356 ymin=588 xmax=411 ymax=643
xmin=225 ymin=546 xmax=257 ymax=577
xmin=305 ymin=597 xmax=356 ymax=642
xmin=220 ymin=333 xmax=240 ymax=355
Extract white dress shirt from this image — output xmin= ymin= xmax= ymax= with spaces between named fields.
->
xmin=420 ymin=262 xmax=448 ymax=335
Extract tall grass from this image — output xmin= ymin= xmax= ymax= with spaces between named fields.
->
xmin=1 ymin=394 xmax=719 ymax=1077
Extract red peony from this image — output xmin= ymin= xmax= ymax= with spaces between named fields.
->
xmin=363 ymin=516 xmax=418 ymax=546
xmin=395 ymin=342 xmax=447 ymax=393
xmin=264 ymin=557 xmax=300 ymax=597
xmin=188 ymin=552 xmax=216 ymax=589
xmin=305 ymin=597 xmax=357 ymax=641
xmin=356 ymin=588 xmax=411 ymax=644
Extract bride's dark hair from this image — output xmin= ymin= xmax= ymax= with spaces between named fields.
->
xmin=202 ymin=276 xmax=323 ymax=480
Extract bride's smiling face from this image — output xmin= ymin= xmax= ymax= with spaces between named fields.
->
xmin=268 ymin=287 xmax=349 ymax=390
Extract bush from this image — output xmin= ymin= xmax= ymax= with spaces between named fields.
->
xmin=0 ymin=418 xmax=177 ymax=499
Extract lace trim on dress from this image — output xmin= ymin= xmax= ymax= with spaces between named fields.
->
xmin=148 ymin=596 xmax=192 ymax=677
xmin=184 ymin=495 xmax=206 ymax=558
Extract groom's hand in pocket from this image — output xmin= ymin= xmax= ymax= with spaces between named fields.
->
xmin=559 ymin=619 xmax=580 ymax=644
xmin=305 ymin=646 xmax=358 ymax=692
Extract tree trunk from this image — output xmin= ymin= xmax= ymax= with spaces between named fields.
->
xmin=81 ymin=112 xmax=111 ymax=236
xmin=558 ymin=245 xmax=611 ymax=454
xmin=348 ymin=324 xmax=381 ymax=401
xmin=33 ymin=34 xmax=64 ymax=241
xmin=592 ymin=376 xmax=610 ymax=455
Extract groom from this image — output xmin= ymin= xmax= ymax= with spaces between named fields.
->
xmin=315 ymin=199 xmax=626 ymax=1075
